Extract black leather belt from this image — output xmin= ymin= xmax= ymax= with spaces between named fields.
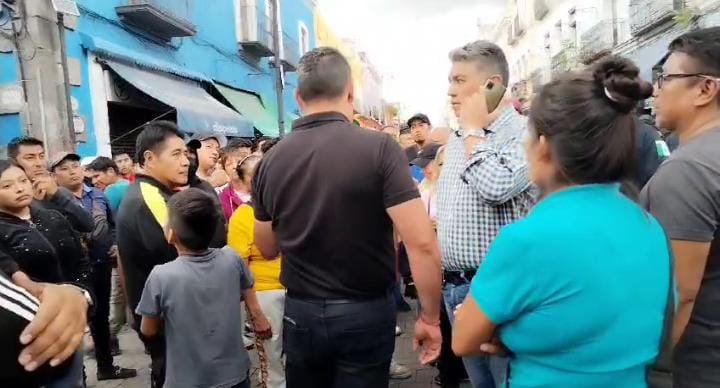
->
xmin=443 ymin=270 xmax=477 ymax=285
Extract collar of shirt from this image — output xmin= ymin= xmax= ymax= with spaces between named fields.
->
xmin=293 ymin=111 xmax=349 ymax=131
xmin=136 ymin=174 xmax=177 ymax=197
xmin=81 ymin=184 xmax=94 ymax=197
xmin=454 ymin=105 xmax=518 ymax=138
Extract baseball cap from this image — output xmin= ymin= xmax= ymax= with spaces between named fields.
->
xmin=407 ymin=113 xmax=431 ymax=128
xmin=49 ymin=151 xmax=81 ymax=171
xmin=411 ymin=143 xmax=442 ymax=168
xmin=187 ymin=133 xmax=228 ymax=148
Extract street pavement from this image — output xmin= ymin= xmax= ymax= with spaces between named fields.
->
xmin=83 ymin=308 xmax=471 ymax=388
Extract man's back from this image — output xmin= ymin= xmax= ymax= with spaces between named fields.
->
xmin=253 ymin=112 xmax=419 ymax=299
xmin=137 ymin=247 xmax=252 ymax=388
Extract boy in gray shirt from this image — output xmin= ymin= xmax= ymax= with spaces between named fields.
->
xmin=136 ymin=188 xmax=271 ymax=388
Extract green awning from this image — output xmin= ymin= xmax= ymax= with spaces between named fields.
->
xmin=216 ymin=85 xmax=278 ymax=136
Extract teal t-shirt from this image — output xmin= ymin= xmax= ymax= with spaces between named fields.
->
xmin=471 ymin=184 xmax=670 ymax=388
xmin=105 ymin=179 xmax=130 ymax=212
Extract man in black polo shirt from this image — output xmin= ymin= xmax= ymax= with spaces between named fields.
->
xmin=252 ymin=47 xmax=442 ymax=388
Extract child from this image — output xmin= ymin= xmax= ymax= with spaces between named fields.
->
xmin=136 ymin=188 xmax=271 ymax=388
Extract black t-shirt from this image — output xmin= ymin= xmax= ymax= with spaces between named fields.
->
xmin=404 ymin=145 xmax=420 ymax=164
xmin=253 ymin=112 xmax=420 ymax=299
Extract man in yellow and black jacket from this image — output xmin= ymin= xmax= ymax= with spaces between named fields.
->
xmin=116 ymin=122 xmax=225 ymax=388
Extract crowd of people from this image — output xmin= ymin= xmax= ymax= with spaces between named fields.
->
xmin=0 ymin=25 xmax=719 ymax=388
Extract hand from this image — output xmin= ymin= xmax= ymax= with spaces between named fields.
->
xmin=12 ymin=272 xmax=44 ymax=296
xmin=252 ymin=313 xmax=273 ymax=341
xmin=459 ymin=85 xmax=491 ymax=130
xmin=32 ymin=174 xmax=59 ymax=200
xmin=414 ymin=316 xmax=442 ymax=365
xmin=479 ymin=336 xmax=509 ymax=356
xmin=16 ymin=282 xmax=88 ymax=371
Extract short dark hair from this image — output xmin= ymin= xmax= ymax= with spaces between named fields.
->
xmin=252 ymin=136 xmax=271 ymax=153
xmin=87 ymin=156 xmax=119 ymax=174
xmin=235 ymin=154 xmax=261 ymax=182
xmin=669 ymin=27 xmax=720 ymax=76
xmin=449 ymin=40 xmax=510 ymax=87
xmin=297 ymin=47 xmax=352 ymax=102
xmin=135 ymin=121 xmax=183 ymax=167
xmin=113 ymin=152 xmax=133 ymax=161
xmin=167 ymin=188 xmax=220 ymax=251
xmin=0 ymin=159 xmax=18 ymax=176
xmin=225 ymin=138 xmax=253 ymax=152
xmin=7 ymin=137 xmax=44 ymax=160
xmin=260 ymin=138 xmax=279 ymax=154
xmin=407 ymin=113 xmax=431 ymax=128
xmin=220 ymin=138 xmax=254 ymax=167
xmin=529 ymin=56 xmax=653 ymax=185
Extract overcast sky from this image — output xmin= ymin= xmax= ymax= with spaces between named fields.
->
xmin=317 ymin=0 xmax=505 ymax=125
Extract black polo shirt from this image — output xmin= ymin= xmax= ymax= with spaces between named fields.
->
xmin=252 ymin=111 xmax=420 ymax=299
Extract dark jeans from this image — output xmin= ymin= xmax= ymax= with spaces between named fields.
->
xmin=230 ymin=374 xmax=250 ymax=388
xmin=132 ymin=315 xmax=165 ymax=388
xmin=89 ymin=262 xmax=113 ymax=369
xmin=437 ymin=300 xmax=468 ymax=386
xmin=284 ymin=292 xmax=397 ymax=388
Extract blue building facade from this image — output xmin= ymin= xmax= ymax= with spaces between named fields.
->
xmin=0 ymin=0 xmax=315 ymax=157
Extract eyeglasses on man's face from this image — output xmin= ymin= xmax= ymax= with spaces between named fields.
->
xmin=655 ymin=72 xmax=720 ymax=89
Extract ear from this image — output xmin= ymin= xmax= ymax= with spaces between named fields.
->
xmin=695 ymin=78 xmax=720 ymax=107
xmin=143 ymin=150 xmax=154 ymax=166
xmin=488 ymin=74 xmax=504 ymax=87
xmin=164 ymin=224 xmax=175 ymax=245
xmin=537 ymin=135 xmax=553 ymax=163
xmin=347 ymin=81 xmax=355 ymax=104
xmin=295 ymin=90 xmax=304 ymax=111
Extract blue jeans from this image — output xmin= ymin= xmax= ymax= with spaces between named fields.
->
xmin=443 ymin=281 xmax=508 ymax=388
xmin=44 ymin=351 xmax=83 ymax=388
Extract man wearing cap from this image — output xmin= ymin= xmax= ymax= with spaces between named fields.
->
xmin=406 ymin=113 xmax=432 ymax=161
xmin=51 ymin=152 xmax=137 ymax=382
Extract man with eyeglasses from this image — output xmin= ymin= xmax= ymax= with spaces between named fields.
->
xmin=640 ymin=27 xmax=720 ymax=387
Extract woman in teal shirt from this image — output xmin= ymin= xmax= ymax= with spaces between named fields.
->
xmin=452 ymin=56 xmax=672 ymax=387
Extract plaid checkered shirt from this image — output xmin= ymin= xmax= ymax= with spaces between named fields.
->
xmin=437 ymin=106 xmax=535 ymax=271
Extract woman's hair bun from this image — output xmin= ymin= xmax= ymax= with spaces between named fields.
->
xmin=591 ymin=56 xmax=654 ymax=114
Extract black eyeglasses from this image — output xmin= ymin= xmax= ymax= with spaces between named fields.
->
xmin=656 ymin=73 xmax=720 ymax=89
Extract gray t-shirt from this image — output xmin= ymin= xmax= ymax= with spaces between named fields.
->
xmin=640 ymin=127 xmax=720 ymax=387
xmin=136 ymin=246 xmax=254 ymax=388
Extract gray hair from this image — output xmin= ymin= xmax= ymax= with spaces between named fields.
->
xmin=297 ymin=47 xmax=352 ymax=102
xmin=449 ymin=40 xmax=509 ymax=87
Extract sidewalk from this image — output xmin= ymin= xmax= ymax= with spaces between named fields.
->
xmin=84 ymin=310 xmax=467 ymax=388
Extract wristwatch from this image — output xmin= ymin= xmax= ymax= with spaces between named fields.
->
xmin=462 ymin=129 xmax=486 ymax=139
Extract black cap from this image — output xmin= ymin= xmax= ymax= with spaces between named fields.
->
xmin=407 ymin=113 xmax=431 ymax=128
xmin=411 ymin=143 xmax=442 ymax=168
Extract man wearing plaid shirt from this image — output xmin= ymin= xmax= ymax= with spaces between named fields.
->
xmin=438 ymin=40 xmax=534 ymax=388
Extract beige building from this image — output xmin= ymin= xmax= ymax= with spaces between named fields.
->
xmin=482 ymin=0 xmax=720 ymax=109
